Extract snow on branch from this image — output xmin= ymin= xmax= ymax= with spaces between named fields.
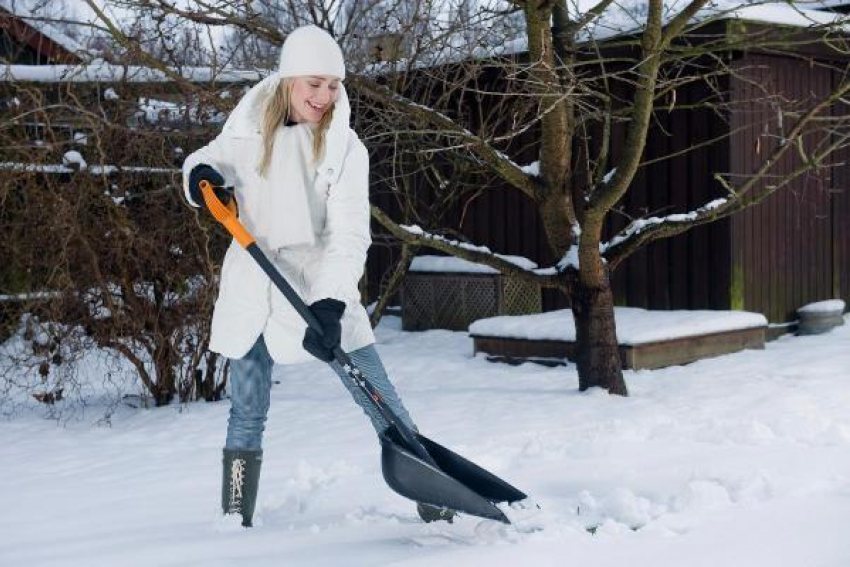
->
xmin=520 ymin=160 xmax=540 ymax=177
xmin=0 ymin=162 xmax=178 ymax=175
xmin=601 ymin=197 xmax=729 ymax=269
xmin=603 ymin=198 xmax=727 ymax=252
xmin=371 ymin=206 xmax=565 ymax=290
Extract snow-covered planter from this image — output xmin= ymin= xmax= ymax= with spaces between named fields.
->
xmin=797 ymin=300 xmax=846 ymax=335
xmin=401 ymin=255 xmax=541 ymax=331
xmin=470 ymin=308 xmax=768 ymax=370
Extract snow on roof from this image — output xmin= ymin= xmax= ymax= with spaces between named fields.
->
xmin=0 ymin=1 xmax=260 ymax=82
xmin=806 ymin=0 xmax=850 ymax=9
xmin=0 ymin=0 xmax=87 ymax=57
xmin=569 ymin=1 xmax=847 ymax=42
xmin=0 ymin=63 xmax=263 ymax=84
xmin=469 ymin=307 xmax=768 ymax=345
xmin=726 ymin=2 xmax=845 ymax=27
xmin=366 ymin=1 xmax=849 ymax=74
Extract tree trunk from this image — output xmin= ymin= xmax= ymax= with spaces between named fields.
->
xmin=571 ymin=273 xmax=628 ymax=396
xmin=370 ymin=243 xmax=418 ymax=328
xmin=201 ymin=352 xmax=226 ymax=402
xmin=152 ymin=340 xmax=177 ymax=406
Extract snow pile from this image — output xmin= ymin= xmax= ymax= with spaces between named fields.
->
xmin=469 ymin=307 xmax=767 ymax=345
xmin=62 ymin=150 xmax=87 ymax=170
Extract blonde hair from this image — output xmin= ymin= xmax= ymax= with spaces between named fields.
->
xmin=258 ymin=77 xmax=335 ymax=176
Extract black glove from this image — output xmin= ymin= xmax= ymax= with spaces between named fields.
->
xmin=188 ymin=164 xmax=231 ymax=207
xmin=302 ymin=298 xmax=346 ymax=362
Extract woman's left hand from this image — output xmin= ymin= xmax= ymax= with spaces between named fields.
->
xmin=302 ymin=298 xmax=346 ymax=362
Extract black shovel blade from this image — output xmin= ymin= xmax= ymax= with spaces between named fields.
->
xmin=379 ymin=433 xmax=509 ymax=523
xmin=414 ymin=433 xmax=527 ymax=504
xmin=379 ymin=429 xmax=524 ymax=524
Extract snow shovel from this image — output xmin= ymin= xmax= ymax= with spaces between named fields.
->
xmin=198 ymin=181 xmax=527 ymax=524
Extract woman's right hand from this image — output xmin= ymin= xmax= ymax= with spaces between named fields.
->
xmin=188 ymin=164 xmax=231 ymax=208
xmin=302 ymin=298 xmax=346 ymax=362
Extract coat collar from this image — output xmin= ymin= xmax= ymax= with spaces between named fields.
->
xmin=221 ymin=74 xmax=351 ymax=185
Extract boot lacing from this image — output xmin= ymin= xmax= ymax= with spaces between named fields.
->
xmin=229 ymin=457 xmax=246 ymax=513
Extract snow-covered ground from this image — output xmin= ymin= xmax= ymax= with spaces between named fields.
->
xmin=2 ymin=314 xmax=849 ymax=567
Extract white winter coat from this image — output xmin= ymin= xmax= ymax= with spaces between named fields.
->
xmin=182 ymin=75 xmax=375 ymax=364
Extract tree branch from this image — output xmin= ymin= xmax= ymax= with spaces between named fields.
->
xmin=605 ymin=76 xmax=850 ymax=268
xmin=660 ymin=0 xmax=712 ymax=49
xmin=349 ymin=75 xmax=541 ymax=200
xmin=371 ymin=205 xmax=567 ymax=292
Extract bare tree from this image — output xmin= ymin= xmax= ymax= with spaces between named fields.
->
xmin=0 ymin=76 xmax=235 ymax=408
xmin=0 ymin=2 xmax=246 ymax=410
xmin=79 ymin=0 xmax=850 ymax=398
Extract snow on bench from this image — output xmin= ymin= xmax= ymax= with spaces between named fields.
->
xmin=469 ymin=307 xmax=768 ymax=370
xmin=409 ymin=254 xmax=538 ymax=274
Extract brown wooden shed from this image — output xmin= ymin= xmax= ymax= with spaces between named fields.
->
xmin=0 ymin=5 xmax=83 ymax=64
xmin=366 ymin=15 xmax=850 ymax=326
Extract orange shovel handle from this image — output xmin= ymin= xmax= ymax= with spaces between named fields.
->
xmin=199 ymin=180 xmax=255 ymax=249
xmin=195 ymin=182 xmax=456 ymax=498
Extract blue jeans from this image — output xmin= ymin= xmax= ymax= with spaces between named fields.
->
xmin=225 ymin=336 xmax=416 ymax=450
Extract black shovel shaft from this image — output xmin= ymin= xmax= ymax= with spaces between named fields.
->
xmin=246 ymin=244 xmax=321 ymax=332
xmin=201 ymin=184 xmax=528 ymax=522
xmin=244 ymin=244 xmax=437 ymax=467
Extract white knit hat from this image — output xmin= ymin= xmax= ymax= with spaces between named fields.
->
xmin=277 ymin=25 xmax=346 ymax=80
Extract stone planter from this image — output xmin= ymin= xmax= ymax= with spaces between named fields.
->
xmin=796 ymin=299 xmax=846 ymax=335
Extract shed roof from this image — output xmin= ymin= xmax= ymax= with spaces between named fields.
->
xmin=0 ymin=0 xmax=86 ymax=63
xmin=365 ymin=1 xmax=850 ymax=75
xmin=0 ymin=1 xmax=260 ymax=83
xmin=580 ymin=1 xmax=846 ymax=43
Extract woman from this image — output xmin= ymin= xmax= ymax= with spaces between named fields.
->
xmin=182 ymin=25 xmax=450 ymax=527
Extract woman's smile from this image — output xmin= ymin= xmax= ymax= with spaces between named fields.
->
xmin=290 ymin=75 xmax=340 ymax=123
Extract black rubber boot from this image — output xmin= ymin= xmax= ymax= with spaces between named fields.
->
xmin=222 ymin=448 xmax=263 ymax=527
xmin=416 ymin=502 xmax=456 ymax=523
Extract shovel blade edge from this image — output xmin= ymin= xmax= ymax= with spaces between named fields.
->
xmin=379 ymin=433 xmax=509 ymax=523
xmin=413 ymin=432 xmax=527 ymax=504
